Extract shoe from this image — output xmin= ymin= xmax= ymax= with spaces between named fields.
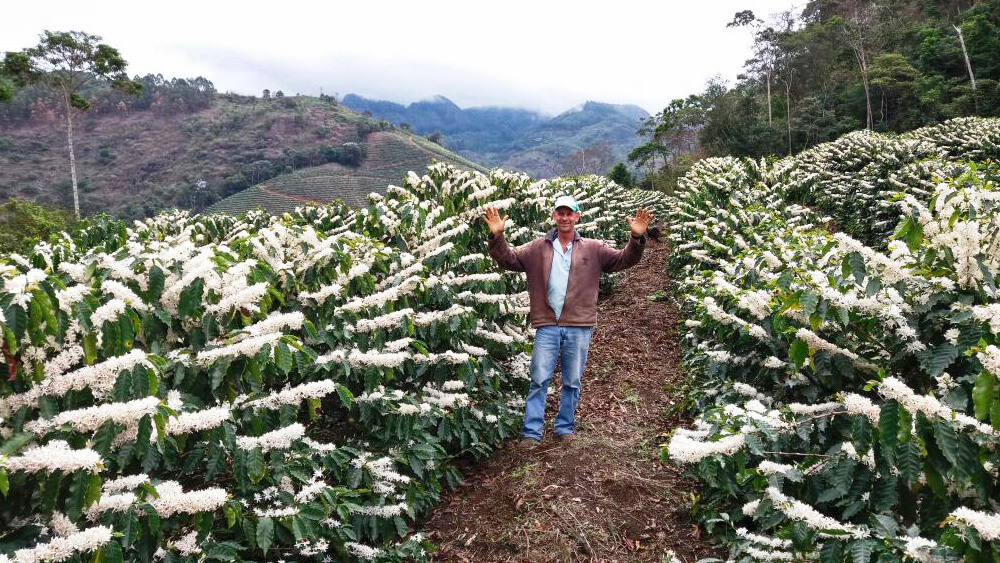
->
xmin=517 ymin=437 xmax=541 ymax=449
xmin=554 ymin=433 xmax=575 ymax=444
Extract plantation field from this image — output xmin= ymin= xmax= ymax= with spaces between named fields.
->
xmin=0 ymin=164 xmax=666 ymax=563
xmin=5 ymin=114 xmax=1000 ymax=563
xmin=665 ymin=117 xmax=1000 ymax=563
xmin=205 ymin=132 xmax=487 ymax=215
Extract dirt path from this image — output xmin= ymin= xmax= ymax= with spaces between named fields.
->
xmin=421 ymin=241 xmax=711 ymax=563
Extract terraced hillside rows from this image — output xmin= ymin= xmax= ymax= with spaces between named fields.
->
xmin=206 ymin=132 xmax=487 ymax=214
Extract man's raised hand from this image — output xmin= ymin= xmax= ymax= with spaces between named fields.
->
xmin=483 ymin=207 xmax=509 ymax=237
xmin=626 ymin=207 xmax=653 ymax=238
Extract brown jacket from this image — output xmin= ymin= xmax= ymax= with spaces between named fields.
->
xmin=487 ymin=229 xmax=645 ymax=327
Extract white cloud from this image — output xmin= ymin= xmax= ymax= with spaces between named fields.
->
xmin=1 ymin=0 xmax=800 ymax=114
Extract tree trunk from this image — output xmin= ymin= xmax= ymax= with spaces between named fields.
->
xmin=954 ymin=24 xmax=979 ymax=112
xmin=766 ymin=67 xmax=773 ymax=125
xmin=785 ymin=81 xmax=792 ymax=155
xmin=848 ymin=5 xmax=874 ymax=130
xmin=854 ymin=47 xmax=873 ymax=130
xmin=63 ymin=91 xmax=81 ymax=219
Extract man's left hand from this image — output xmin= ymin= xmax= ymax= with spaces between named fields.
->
xmin=626 ymin=207 xmax=653 ymax=238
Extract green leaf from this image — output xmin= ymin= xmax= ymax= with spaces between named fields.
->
xmin=178 ymin=278 xmax=204 ymax=320
xmin=973 ymin=371 xmax=998 ymax=421
xmin=819 ymin=541 xmax=843 ymax=563
xmin=871 ymin=514 xmax=899 ymax=538
xmin=0 ymin=467 xmax=8 ymax=497
xmin=801 ymin=290 xmax=819 ymax=317
xmin=897 ymin=440 xmax=922 ymax=485
xmin=0 ymin=432 xmax=34 ymax=455
xmin=954 ymin=433 xmax=981 ymax=479
xmin=82 ymin=332 xmax=98 ymax=364
xmin=849 ymin=539 xmax=876 ymax=563
xmin=934 ymin=421 xmax=960 ymax=466
xmin=916 ymin=344 xmax=959 ymax=378
xmin=878 ymin=400 xmax=899 ymax=464
xmin=298 ymin=504 xmax=325 ymax=521
xmin=67 ymin=470 xmax=90 ymax=521
xmin=893 ymin=216 xmax=913 ymax=245
xmin=336 ymin=384 xmax=354 ymax=407
xmin=40 ymin=472 xmax=64 ymax=513
xmin=147 ymin=266 xmax=165 ymax=302
xmin=133 ymin=414 xmax=152 ymax=462
xmin=789 ymin=338 xmax=808 ymax=369
xmin=274 ymin=341 xmax=293 ymax=375
xmin=85 ymin=472 xmax=102 ymax=509
xmin=256 ymin=517 xmax=274 ymax=553
xmin=247 ymin=448 xmax=266 ymax=483
xmin=143 ymin=502 xmax=162 ymax=540
xmin=206 ymin=441 xmax=226 ymax=481
xmin=32 ymin=290 xmax=58 ymax=337
xmin=871 ymin=474 xmax=897 ymax=512
xmin=100 ymin=540 xmax=123 ymax=563
xmin=4 ymin=305 xmax=27 ymax=341
xmin=291 ymin=515 xmax=307 ymax=539
xmin=203 ymin=542 xmax=240 ymax=561
xmin=224 ymin=501 xmax=241 ymax=528
xmin=847 ymin=252 xmax=866 ymax=284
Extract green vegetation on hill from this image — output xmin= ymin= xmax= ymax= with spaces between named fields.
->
xmin=0 ymin=199 xmax=73 ymax=253
xmin=205 ymin=131 xmax=485 ymax=215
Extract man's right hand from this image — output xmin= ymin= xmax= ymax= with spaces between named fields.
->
xmin=482 ymin=207 xmax=509 ymax=237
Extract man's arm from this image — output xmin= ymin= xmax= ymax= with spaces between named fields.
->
xmin=483 ymin=207 xmax=526 ymax=272
xmin=600 ymin=207 xmax=654 ymax=272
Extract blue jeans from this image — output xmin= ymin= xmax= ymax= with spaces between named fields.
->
xmin=521 ymin=325 xmax=594 ymax=440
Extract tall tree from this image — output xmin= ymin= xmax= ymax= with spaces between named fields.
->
xmin=607 ymin=162 xmax=634 ymax=188
xmin=1 ymin=31 xmax=140 ymax=219
xmin=728 ymin=10 xmax=779 ymax=125
xmin=841 ymin=2 xmax=878 ymax=130
xmin=953 ymin=23 xmax=978 ymax=111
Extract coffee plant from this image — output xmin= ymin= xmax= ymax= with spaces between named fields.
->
xmin=0 ymin=164 xmax=667 ymax=563
xmin=665 ymin=117 xmax=1000 ymax=563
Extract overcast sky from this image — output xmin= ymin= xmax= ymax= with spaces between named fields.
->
xmin=2 ymin=0 xmax=801 ymax=116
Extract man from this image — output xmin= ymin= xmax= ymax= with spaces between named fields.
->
xmin=483 ymin=195 xmax=653 ymax=445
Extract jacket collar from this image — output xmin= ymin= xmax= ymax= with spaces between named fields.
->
xmin=547 ymin=229 xmax=581 ymax=243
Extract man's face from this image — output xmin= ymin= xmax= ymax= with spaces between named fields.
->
xmin=552 ymin=207 xmax=580 ymax=233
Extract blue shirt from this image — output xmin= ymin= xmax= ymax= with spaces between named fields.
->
xmin=547 ymin=237 xmax=573 ymax=320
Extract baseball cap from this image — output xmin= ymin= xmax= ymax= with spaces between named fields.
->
xmin=553 ymin=195 xmax=579 ymax=212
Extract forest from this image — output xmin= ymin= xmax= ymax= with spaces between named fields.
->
xmin=629 ymin=0 xmax=1000 ymax=189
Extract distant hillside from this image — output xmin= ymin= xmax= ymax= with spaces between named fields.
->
xmin=342 ymin=95 xmax=649 ymax=178
xmin=342 ymin=94 xmax=547 ymax=167
xmin=205 ymin=131 xmax=485 ymax=215
xmin=0 ymin=93 xmax=483 ymax=219
xmin=502 ymin=102 xmax=650 ymax=179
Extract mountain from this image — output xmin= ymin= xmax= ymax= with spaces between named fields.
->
xmin=502 ymin=102 xmax=650 ymax=179
xmin=342 ymin=94 xmax=547 ymax=166
xmin=342 ymin=95 xmax=649 ymax=178
xmin=0 ymin=93 xmax=483 ymax=219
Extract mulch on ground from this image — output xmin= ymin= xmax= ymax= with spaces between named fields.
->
xmin=420 ymin=241 xmax=712 ymax=563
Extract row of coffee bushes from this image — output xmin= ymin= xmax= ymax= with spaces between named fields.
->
xmin=664 ymin=118 xmax=1000 ymax=563
xmin=0 ymin=164 xmax=665 ymax=563
xmin=782 ymin=117 xmax=1000 ymax=246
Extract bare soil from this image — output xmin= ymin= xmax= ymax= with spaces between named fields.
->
xmin=421 ymin=241 xmax=712 ymax=563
